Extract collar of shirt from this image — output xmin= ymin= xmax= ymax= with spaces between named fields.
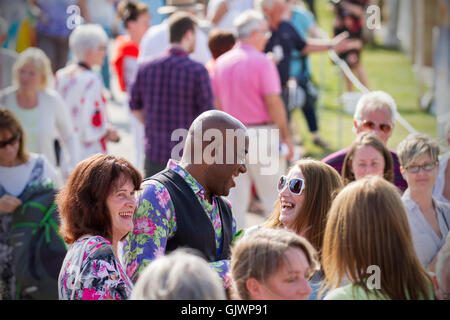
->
xmin=236 ymin=42 xmax=259 ymax=54
xmin=168 ymin=46 xmax=188 ymax=57
xmin=166 ymin=159 xmax=208 ymax=200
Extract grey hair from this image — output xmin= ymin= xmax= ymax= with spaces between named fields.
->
xmin=69 ymin=24 xmax=108 ymax=61
xmin=233 ymin=10 xmax=266 ymax=39
xmin=396 ymin=133 xmax=440 ymax=168
xmin=354 ymin=91 xmax=397 ymax=124
xmin=130 ymin=249 xmax=226 ymax=300
xmin=436 ymin=235 xmax=450 ymax=299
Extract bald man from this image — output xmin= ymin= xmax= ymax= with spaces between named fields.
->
xmin=123 ymin=110 xmax=248 ymax=287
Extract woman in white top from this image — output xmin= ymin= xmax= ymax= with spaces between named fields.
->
xmin=55 ymin=24 xmax=119 ymax=162
xmin=397 ymin=133 xmax=450 ymax=272
xmin=0 ymin=47 xmax=79 ymax=179
xmin=0 ymin=107 xmax=58 ymax=299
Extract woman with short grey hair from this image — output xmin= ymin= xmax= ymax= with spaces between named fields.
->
xmin=55 ymin=24 xmax=119 ymax=162
xmin=397 ymin=133 xmax=450 ymax=272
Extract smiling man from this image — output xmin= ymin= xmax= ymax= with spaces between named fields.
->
xmin=123 ymin=110 xmax=248 ymax=287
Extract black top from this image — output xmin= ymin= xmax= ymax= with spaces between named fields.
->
xmin=149 ymin=168 xmax=234 ymax=262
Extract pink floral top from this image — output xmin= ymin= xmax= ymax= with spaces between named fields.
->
xmin=58 ymin=236 xmax=133 ymax=300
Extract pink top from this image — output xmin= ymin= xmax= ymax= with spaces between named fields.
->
xmin=212 ymin=42 xmax=281 ymax=125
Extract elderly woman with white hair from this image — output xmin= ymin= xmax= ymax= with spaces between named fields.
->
xmin=0 ymin=47 xmax=78 ymax=182
xmin=397 ymin=133 xmax=450 ymax=272
xmin=55 ymin=24 xmax=119 ymax=162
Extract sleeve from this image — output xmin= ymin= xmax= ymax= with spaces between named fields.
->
xmin=195 ymin=66 xmax=215 ymax=112
xmin=260 ymin=57 xmax=282 ymax=95
xmin=78 ymin=78 xmax=108 ymax=145
xmin=51 ymin=91 xmax=80 ymax=169
xmin=78 ymin=242 xmax=131 ymax=300
xmin=122 ymin=181 xmax=177 ymax=283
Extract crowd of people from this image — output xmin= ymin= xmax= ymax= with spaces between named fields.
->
xmin=0 ymin=0 xmax=449 ymax=301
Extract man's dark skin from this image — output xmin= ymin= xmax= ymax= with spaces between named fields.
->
xmin=179 ymin=110 xmax=249 ymax=204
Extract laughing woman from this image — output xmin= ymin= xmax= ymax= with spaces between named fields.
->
xmin=56 ymin=154 xmax=142 ymax=300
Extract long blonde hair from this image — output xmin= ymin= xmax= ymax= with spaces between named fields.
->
xmin=321 ymin=175 xmax=433 ymax=300
xmin=264 ymin=158 xmax=343 ymax=262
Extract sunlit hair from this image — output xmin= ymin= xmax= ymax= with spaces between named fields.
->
xmin=264 ymin=158 xmax=343 ymax=263
xmin=12 ymin=47 xmax=53 ymax=89
xmin=396 ymin=133 xmax=440 ymax=169
xmin=69 ymin=24 xmax=108 ymax=62
xmin=354 ymin=90 xmax=397 ymax=124
xmin=342 ymin=132 xmax=394 ymax=185
xmin=230 ymin=228 xmax=319 ymax=300
xmin=56 ymin=154 xmax=142 ymax=244
xmin=0 ymin=107 xmax=29 ymax=163
xmin=131 ymin=248 xmax=226 ymax=300
xmin=321 ymin=175 xmax=433 ymax=300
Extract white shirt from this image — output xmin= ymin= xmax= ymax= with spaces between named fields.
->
xmin=0 ymin=86 xmax=79 ymax=172
xmin=433 ymin=150 xmax=450 ymax=203
xmin=138 ymin=19 xmax=212 ymax=64
xmin=402 ymin=189 xmax=450 ymax=266
xmin=0 ymin=153 xmax=59 ymax=196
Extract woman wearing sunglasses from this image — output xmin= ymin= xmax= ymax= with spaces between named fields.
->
xmin=0 ymin=107 xmax=58 ymax=299
xmin=262 ymin=158 xmax=343 ymax=299
xmin=397 ymin=133 xmax=450 ymax=273
xmin=341 ymin=132 xmax=394 ymax=186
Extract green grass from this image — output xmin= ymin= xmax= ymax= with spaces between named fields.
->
xmin=293 ymin=0 xmax=438 ymax=160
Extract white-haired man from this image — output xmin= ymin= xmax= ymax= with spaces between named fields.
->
xmin=322 ymin=90 xmax=408 ymax=192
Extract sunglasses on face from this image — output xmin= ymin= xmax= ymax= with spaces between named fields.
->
xmin=277 ymin=175 xmax=305 ymax=195
xmin=404 ymin=162 xmax=438 ymax=174
xmin=0 ymin=132 xmax=21 ymax=148
xmin=357 ymin=120 xmax=392 ymax=134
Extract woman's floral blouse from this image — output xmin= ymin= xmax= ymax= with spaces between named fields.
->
xmin=58 ymin=235 xmax=133 ymax=300
xmin=122 ymin=159 xmax=238 ymax=287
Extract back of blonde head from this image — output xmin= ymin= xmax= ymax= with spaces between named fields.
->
xmin=321 ymin=175 xmax=432 ymax=299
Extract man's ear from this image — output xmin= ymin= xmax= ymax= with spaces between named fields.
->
xmin=246 ymin=278 xmax=262 ymax=299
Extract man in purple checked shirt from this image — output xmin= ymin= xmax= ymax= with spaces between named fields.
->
xmin=129 ymin=11 xmax=214 ymax=178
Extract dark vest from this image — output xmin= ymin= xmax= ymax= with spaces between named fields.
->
xmin=149 ymin=168 xmax=234 ymax=262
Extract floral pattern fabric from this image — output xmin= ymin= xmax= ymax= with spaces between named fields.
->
xmin=58 ymin=236 xmax=133 ymax=300
xmin=123 ymin=160 xmax=237 ymax=287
